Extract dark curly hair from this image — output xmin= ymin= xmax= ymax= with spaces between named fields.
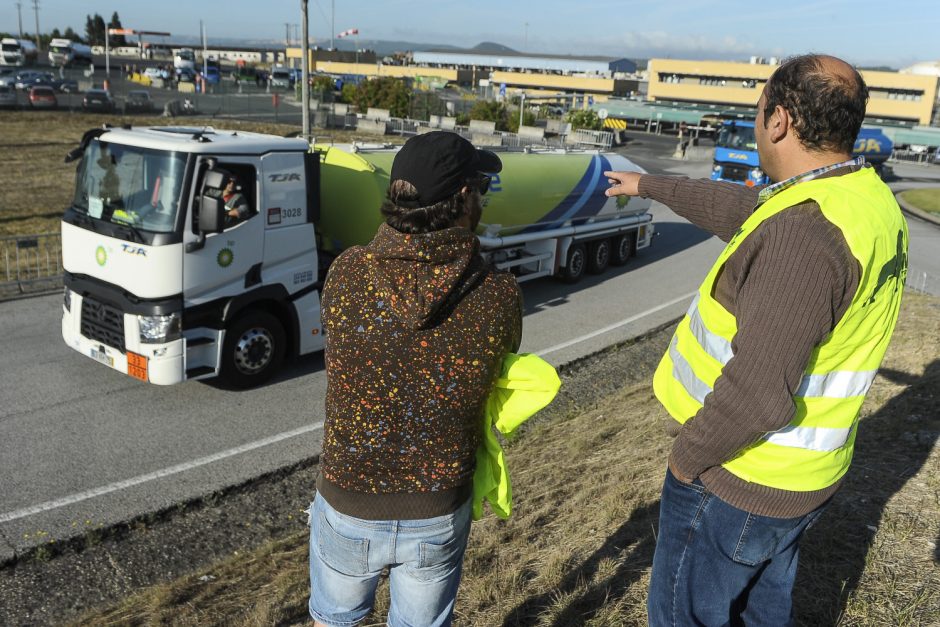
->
xmin=763 ymin=54 xmax=869 ymax=154
xmin=381 ymin=179 xmax=480 ymax=234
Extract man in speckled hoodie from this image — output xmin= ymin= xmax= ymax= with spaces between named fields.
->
xmin=308 ymin=131 xmax=523 ymax=627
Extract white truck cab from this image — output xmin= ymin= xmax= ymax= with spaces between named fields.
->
xmin=61 ymin=126 xmax=324 ymax=387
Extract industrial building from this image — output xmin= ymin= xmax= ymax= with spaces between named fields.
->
xmin=646 ymin=58 xmax=938 ymax=126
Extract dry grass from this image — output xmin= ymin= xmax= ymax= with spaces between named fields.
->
xmin=71 ymin=292 xmax=940 ymax=626
xmin=0 ymin=111 xmax=400 ymax=238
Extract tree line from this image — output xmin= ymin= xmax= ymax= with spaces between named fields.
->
xmin=1 ymin=12 xmax=127 ymax=47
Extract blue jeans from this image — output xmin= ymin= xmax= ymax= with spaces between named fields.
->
xmin=308 ymin=492 xmax=472 ymax=627
xmin=648 ymin=469 xmax=827 ymax=627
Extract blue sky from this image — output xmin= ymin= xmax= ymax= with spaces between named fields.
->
xmin=2 ymin=0 xmax=938 ymax=68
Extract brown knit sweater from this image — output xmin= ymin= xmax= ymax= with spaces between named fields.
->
xmin=638 ymin=166 xmax=863 ymax=518
xmin=317 ymin=223 xmax=523 ymax=520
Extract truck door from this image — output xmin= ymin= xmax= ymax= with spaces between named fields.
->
xmin=182 ymin=156 xmax=265 ymax=303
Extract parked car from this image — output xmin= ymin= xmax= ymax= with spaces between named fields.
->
xmin=0 ymin=84 xmax=18 ymax=108
xmin=0 ymin=68 xmax=16 ymax=88
xmin=176 ymin=67 xmax=195 ymax=83
xmin=52 ymin=77 xmax=79 ymax=93
xmin=82 ymin=88 xmax=115 ymax=112
xmin=14 ymin=70 xmax=49 ymax=89
xmin=125 ymin=89 xmax=153 ymax=112
xmin=143 ymin=67 xmax=163 ymax=81
xmin=28 ymin=85 xmax=57 ymax=109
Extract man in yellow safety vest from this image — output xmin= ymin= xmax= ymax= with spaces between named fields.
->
xmin=605 ymin=54 xmax=908 ymax=626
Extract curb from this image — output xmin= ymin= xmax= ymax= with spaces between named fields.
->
xmin=895 ymin=188 xmax=940 ymax=227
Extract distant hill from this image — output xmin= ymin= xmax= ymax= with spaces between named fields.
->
xmin=470 ymin=41 xmax=518 ymax=54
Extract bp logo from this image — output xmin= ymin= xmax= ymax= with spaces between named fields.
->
xmin=615 ymin=195 xmax=629 ymax=208
xmin=217 ymin=248 xmax=234 ymax=268
xmin=95 ymin=245 xmax=107 ymax=266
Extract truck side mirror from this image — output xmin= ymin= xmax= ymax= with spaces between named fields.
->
xmin=185 ymin=167 xmax=226 ymax=252
xmin=199 ymin=194 xmax=224 ymax=233
xmin=199 ymin=167 xmax=228 ymax=235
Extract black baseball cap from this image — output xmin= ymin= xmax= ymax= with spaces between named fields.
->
xmin=390 ymin=131 xmax=502 ymax=208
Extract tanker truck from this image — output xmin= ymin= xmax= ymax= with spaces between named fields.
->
xmin=60 ymin=126 xmax=654 ymax=387
xmin=711 ymin=120 xmax=894 ymax=185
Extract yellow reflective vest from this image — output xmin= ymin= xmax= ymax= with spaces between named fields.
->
xmin=654 ymin=167 xmax=908 ymax=491
xmin=473 ymin=353 xmax=561 ymax=520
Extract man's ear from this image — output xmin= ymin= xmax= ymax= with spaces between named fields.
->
xmin=769 ymin=105 xmax=788 ymax=143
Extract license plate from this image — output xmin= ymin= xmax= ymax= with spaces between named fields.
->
xmin=90 ymin=348 xmax=114 ymax=367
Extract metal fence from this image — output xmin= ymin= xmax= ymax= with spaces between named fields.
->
xmin=0 ymin=232 xmax=63 ymax=299
xmin=889 ymin=150 xmax=935 ymax=166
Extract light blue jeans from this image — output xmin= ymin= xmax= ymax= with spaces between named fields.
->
xmin=308 ymin=492 xmax=472 ymax=627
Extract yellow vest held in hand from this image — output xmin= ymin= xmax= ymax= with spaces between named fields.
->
xmin=654 ymin=167 xmax=908 ymax=491
xmin=473 ymin=353 xmax=561 ymax=520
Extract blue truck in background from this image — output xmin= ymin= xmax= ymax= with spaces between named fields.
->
xmin=710 ymin=120 xmax=893 ymax=186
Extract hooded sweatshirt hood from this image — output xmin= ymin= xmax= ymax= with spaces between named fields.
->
xmin=368 ymin=223 xmax=487 ymax=329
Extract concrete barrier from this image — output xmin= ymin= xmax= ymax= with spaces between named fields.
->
xmin=366 ymin=107 xmax=391 ymax=121
xmin=469 ymin=119 xmax=497 ymax=134
xmin=332 ymin=102 xmax=349 ymax=115
xmin=471 ymin=132 xmax=502 ymax=147
xmin=518 ymin=125 xmax=545 ymax=142
xmin=357 ymin=118 xmax=388 ymax=135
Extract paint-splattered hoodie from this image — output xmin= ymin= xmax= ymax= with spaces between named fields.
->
xmin=317 ymin=223 xmax=523 ymax=520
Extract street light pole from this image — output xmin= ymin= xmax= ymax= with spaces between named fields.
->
xmin=301 ymin=0 xmax=310 ymax=142
xmin=330 ymin=0 xmax=334 ymax=50
xmin=31 ymin=0 xmax=40 ymax=51
xmin=16 ymin=2 xmax=24 ymax=38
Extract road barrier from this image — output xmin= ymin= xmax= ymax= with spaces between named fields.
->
xmin=0 ymin=232 xmax=62 ymax=300
xmin=889 ymin=149 xmax=934 ymax=166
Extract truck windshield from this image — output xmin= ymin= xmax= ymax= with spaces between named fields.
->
xmin=177 ymin=50 xmax=195 ymax=61
xmin=72 ymin=140 xmax=187 ymax=234
xmin=717 ymin=125 xmax=757 ymax=150
xmin=49 ymin=45 xmax=68 ymax=53
xmin=1 ymin=42 xmax=21 ymax=52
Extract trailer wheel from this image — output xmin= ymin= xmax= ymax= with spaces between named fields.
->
xmin=587 ymin=239 xmax=611 ymax=274
xmin=610 ymin=233 xmax=636 ymax=266
xmin=558 ymin=243 xmax=586 ymax=284
xmin=219 ymin=310 xmax=286 ymax=388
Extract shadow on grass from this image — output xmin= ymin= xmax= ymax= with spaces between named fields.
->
xmin=794 ymin=361 xmax=940 ymax=625
xmin=500 ymin=501 xmax=659 ymax=627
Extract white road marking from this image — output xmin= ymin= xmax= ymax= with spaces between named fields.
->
xmin=1 ymin=292 xmax=694 ymax=524
xmin=0 ymin=422 xmax=324 ymax=524
xmin=536 ymin=291 xmax=696 ymax=357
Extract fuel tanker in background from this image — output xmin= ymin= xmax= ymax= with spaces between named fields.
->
xmin=60 ymin=127 xmax=654 ymax=387
xmin=711 ymin=120 xmax=893 ymax=186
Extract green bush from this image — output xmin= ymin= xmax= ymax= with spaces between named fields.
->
xmin=341 ymin=77 xmax=412 ymax=118
xmin=566 ymin=109 xmax=603 ymax=131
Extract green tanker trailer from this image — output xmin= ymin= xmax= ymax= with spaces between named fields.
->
xmin=60 ymin=127 xmax=655 ymax=386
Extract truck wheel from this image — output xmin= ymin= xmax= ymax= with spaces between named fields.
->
xmin=219 ymin=310 xmax=286 ymax=388
xmin=558 ymin=243 xmax=586 ymax=283
xmin=587 ymin=239 xmax=611 ymax=274
xmin=610 ymin=233 xmax=636 ymax=266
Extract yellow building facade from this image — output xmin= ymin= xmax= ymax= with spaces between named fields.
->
xmin=647 ymin=58 xmax=938 ymax=125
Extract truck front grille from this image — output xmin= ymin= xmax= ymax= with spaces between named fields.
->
xmin=720 ymin=164 xmax=750 ymax=182
xmin=81 ymin=296 xmax=125 ymax=352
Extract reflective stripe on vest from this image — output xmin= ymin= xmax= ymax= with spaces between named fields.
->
xmin=670 ymin=300 xmax=880 ymax=451
xmin=654 ymin=167 xmax=908 ymax=492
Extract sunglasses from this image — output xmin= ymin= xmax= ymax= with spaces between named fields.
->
xmin=470 ymin=175 xmax=491 ymax=196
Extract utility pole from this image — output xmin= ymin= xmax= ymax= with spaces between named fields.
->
xmin=16 ymin=2 xmax=24 ymax=38
xmin=524 ymin=22 xmax=529 ymax=51
xmin=330 ymin=0 xmax=334 ymax=50
xmin=285 ymin=22 xmax=291 ymax=47
xmin=31 ymin=0 xmax=40 ymax=51
xmin=301 ymin=0 xmax=310 ymax=142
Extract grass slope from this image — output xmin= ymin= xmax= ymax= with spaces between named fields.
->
xmin=73 ymin=292 xmax=940 ymax=626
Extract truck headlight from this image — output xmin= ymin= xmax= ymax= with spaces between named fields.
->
xmin=712 ymin=164 xmax=722 ymax=174
xmin=750 ymin=168 xmax=764 ymax=180
xmin=138 ymin=313 xmax=181 ymax=344
xmin=63 ymin=287 xmax=71 ymax=312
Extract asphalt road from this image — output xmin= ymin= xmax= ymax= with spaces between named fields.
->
xmin=1 ymin=134 xmax=938 ymax=563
